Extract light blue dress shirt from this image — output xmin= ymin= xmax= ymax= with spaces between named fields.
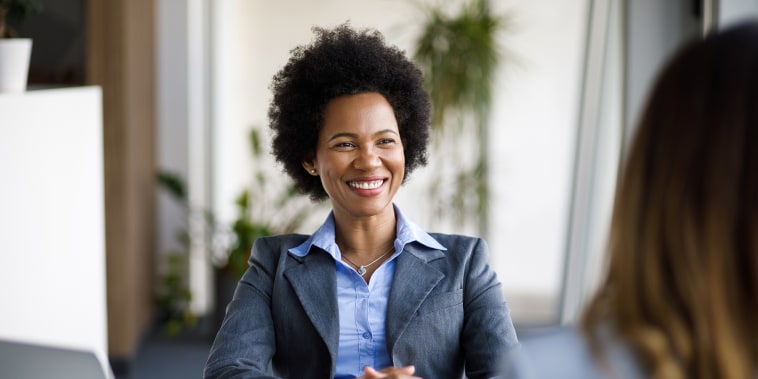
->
xmin=289 ymin=204 xmax=445 ymax=379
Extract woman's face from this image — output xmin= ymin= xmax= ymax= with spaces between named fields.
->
xmin=304 ymin=92 xmax=405 ymax=220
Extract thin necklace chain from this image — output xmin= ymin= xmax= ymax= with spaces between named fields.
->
xmin=341 ymin=246 xmax=394 ymax=277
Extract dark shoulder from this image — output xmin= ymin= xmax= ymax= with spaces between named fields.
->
xmin=427 ymin=233 xmax=483 ymax=248
xmin=426 ymin=233 xmax=488 ymax=259
xmin=254 ymin=233 xmax=310 ymax=249
xmin=250 ymin=234 xmax=311 ymax=263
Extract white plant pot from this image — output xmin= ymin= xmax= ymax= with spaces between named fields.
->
xmin=0 ymin=38 xmax=33 ymax=93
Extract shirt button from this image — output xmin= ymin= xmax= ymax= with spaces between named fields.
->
xmin=362 ymin=332 xmax=371 ymax=339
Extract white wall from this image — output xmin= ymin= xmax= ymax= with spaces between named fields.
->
xmin=0 ymin=87 xmax=112 ymax=378
xmin=719 ymin=0 xmax=758 ymax=28
xmin=485 ymin=1 xmax=587 ymax=322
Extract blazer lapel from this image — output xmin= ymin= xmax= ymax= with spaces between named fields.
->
xmin=386 ymin=245 xmax=446 ymax=352
xmin=283 ymin=250 xmax=339 ymax=362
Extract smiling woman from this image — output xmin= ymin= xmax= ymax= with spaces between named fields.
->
xmin=203 ymin=23 xmax=519 ymax=379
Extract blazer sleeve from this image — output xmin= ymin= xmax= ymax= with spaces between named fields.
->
xmin=203 ymin=238 xmax=283 ymax=379
xmin=462 ymin=237 xmax=520 ymax=379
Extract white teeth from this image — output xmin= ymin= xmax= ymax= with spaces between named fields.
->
xmin=349 ymin=180 xmax=383 ymax=189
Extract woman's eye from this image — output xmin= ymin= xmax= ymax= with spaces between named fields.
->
xmin=333 ymin=142 xmax=356 ymax=149
xmin=378 ymin=138 xmax=396 ymax=145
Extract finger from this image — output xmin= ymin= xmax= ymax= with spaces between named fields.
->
xmin=363 ymin=366 xmax=386 ymax=378
xmin=395 ymin=365 xmax=415 ymax=375
xmin=365 ymin=364 xmax=420 ymax=378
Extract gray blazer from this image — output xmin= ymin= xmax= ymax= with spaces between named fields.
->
xmin=204 ymin=233 xmax=519 ymax=379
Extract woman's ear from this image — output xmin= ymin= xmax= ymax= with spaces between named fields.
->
xmin=302 ymin=160 xmax=318 ymax=176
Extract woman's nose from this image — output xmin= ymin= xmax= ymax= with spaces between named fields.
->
xmin=353 ymin=147 xmax=381 ymax=170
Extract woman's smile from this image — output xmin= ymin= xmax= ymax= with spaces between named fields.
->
xmin=347 ymin=178 xmax=386 ymax=190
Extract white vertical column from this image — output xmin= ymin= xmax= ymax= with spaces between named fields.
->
xmin=156 ymin=0 xmax=213 ymax=315
xmin=186 ymin=0 xmax=213 ymax=315
xmin=560 ymin=0 xmax=624 ymax=324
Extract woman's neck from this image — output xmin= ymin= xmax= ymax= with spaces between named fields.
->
xmin=333 ymin=210 xmax=396 ymax=259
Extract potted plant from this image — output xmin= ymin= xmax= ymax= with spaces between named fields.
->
xmin=156 ymin=128 xmax=325 ymax=336
xmin=154 ymin=170 xmax=206 ymax=336
xmin=413 ymin=0 xmax=507 ymax=237
xmin=212 ymin=128 xmax=325 ymax=330
xmin=0 ymin=0 xmax=41 ymax=93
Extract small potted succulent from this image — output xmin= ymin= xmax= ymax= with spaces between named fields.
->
xmin=0 ymin=0 xmax=42 ymax=93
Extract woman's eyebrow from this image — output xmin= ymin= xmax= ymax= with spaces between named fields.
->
xmin=326 ymin=132 xmax=358 ymax=142
xmin=326 ymin=129 xmax=398 ymax=142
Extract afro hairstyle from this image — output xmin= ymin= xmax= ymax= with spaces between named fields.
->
xmin=268 ymin=22 xmax=431 ymax=201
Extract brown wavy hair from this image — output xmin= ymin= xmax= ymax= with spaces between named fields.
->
xmin=581 ymin=21 xmax=758 ymax=379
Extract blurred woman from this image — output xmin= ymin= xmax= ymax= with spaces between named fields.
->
xmin=507 ymin=20 xmax=758 ymax=379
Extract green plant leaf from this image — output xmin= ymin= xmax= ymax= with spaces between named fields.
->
xmin=3 ymin=0 xmax=42 ymax=21
xmin=249 ymin=128 xmax=262 ymax=157
xmin=157 ymin=171 xmax=187 ymax=201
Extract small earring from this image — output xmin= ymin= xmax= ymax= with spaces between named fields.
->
xmin=310 ymin=169 xmax=317 ymax=174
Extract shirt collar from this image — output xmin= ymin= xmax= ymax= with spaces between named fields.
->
xmin=289 ymin=203 xmax=446 ymax=258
